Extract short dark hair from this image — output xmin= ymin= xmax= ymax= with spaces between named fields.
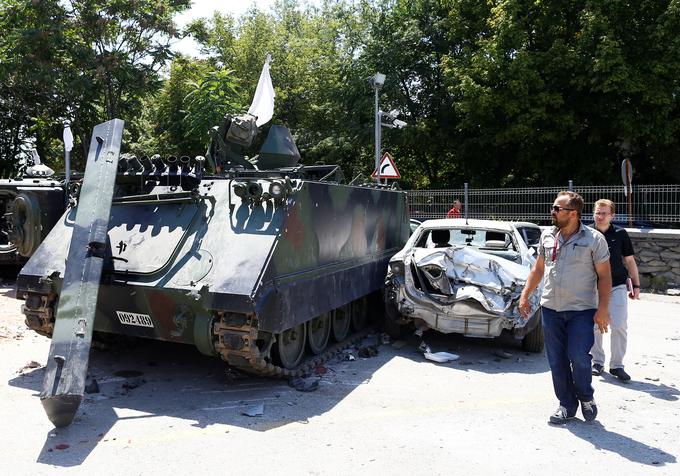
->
xmin=556 ymin=191 xmax=584 ymax=218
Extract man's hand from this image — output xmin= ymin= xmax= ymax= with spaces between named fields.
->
xmin=629 ymin=288 xmax=640 ymax=300
xmin=594 ymin=309 xmax=610 ymax=333
xmin=594 ymin=260 xmax=612 ymax=333
xmin=519 ymin=255 xmax=545 ymax=320
xmin=518 ymin=295 xmax=532 ymax=319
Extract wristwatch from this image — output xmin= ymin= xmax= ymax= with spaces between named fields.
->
xmin=633 ymin=284 xmax=640 ymax=289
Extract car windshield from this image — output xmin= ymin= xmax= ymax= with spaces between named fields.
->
xmin=415 ymin=227 xmax=521 ymax=262
xmin=416 ymin=228 xmax=512 ymax=248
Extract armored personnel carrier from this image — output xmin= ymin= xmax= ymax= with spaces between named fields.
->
xmin=0 ymin=158 xmax=67 ymax=265
xmin=15 ymin=114 xmax=409 ymax=426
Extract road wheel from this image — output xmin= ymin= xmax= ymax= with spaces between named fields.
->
xmin=331 ymin=305 xmax=351 ymax=342
xmin=522 ymin=310 xmax=544 ymax=352
xmin=273 ymin=324 xmax=307 ymax=369
xmin=306 ymin=313 xmax=331 ymax=355
xmin=351 ymin=297 xmax=368 ymax=331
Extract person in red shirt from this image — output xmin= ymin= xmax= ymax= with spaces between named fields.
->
xmin=446 ymin=200 xmax=462 ymax=218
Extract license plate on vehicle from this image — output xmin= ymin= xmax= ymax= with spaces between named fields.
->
xmin=116 ymin=311 xmax=154 ymax=328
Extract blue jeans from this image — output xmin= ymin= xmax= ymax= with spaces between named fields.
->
xmin=542 ymin=307 xmax=596 ymax=414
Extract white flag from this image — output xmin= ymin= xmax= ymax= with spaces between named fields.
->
xmin=63 ymin=124 xmax=74 ymax=152
xmin=247 ymin=55 xmax=275 ymax=127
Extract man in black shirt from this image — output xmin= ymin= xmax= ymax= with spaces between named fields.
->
xmin=590 ymin=199 xmax=640 ymax=381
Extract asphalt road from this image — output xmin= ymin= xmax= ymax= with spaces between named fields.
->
xmin=1 ymin=281 xmax=678 ymax=475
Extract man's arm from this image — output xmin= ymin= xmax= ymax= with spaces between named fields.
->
xmin=593 ymin=260 xmax=612 ymax=332
xmin=519 ymin=255 xmax=544 ymax=319
xmin=623 ymin=255 xmax=641 ymax=299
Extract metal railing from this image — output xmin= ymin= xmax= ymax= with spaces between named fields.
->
xmin=407 ymin=184 xmax=680 ymax=227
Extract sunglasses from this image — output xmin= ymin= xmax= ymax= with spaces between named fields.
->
xmin=551 ymin=205 xmax=575 ymax=213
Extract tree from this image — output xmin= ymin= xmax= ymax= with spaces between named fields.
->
xmin=444 ymin=0 xmax=680 ymax=185
xmin=0 ymin=0 xmax=191 ymax=175
xmin=0 ymin=0 xmax=72 ymax=176
xmin=128 ymin=57 xmax=241 ymax=157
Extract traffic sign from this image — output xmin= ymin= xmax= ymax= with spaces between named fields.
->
xmin=621 ymin=158 xmax=633 ymax=185
xmin=371 ymin=152 xmax=401 ymax=179
xmin=621 ymin=158 xmax=633 ymax=196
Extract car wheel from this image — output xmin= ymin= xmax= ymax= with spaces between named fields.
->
xmin=383 ymin=315 xmax=408 ymax=340
xmin=382 ymin=300 xmax=408 ymax=339
xmin=521 ymin=310 xmax=544 ymax=352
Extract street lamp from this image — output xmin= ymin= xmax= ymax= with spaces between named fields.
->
xmin=370 ymin=72 xmax=386 ymax=183
xmin=370 ymin=73 xmax=408 ymax=183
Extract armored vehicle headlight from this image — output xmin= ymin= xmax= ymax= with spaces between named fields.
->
xmin=269 ymin=181 xmax=286 ymax=199
xmin=233 ymin=182 xmax=247 ymax=198
xmin=246 ymin=181 xmax=263 ymax=200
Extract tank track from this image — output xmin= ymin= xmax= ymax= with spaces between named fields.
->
xmin=214 ymin=312 xmax=372 ymax=378
xmin=22 ymin=291 xmax=57 ymax=337
xmin=21 ymin=291 xmax=374 ymax=378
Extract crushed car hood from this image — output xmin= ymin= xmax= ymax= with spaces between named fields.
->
xmin=408 ymin=245 xmax=540 ymax=317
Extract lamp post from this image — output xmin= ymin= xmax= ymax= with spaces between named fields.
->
xmin=370 ymin=72 xmax=386 ymax=183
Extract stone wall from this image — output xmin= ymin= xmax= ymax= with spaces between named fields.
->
xmin=627 ymin=229 xmax=680 ymax=290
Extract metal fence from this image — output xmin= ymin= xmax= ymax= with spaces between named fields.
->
xmin=407 ymin=184 xmax=680 ymax=227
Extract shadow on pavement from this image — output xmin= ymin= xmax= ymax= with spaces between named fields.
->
xmin=7 ymin=325 xmax=551 ymax=467
xmin=8 ymin=332 xmax=393 ymax=467
xmin=567 ymin=421 xmax=677 ymax=467
xmin=397 ymin=328 xmax=551 ymax=376
xmin=595 ymin=373 xmax=680 ymax=401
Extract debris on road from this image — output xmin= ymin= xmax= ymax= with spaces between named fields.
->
xmin=418 ymin=341 xmax=431 ymax=354
xmin=358 ymin=345 xmax=379 ymax=358
xmin=224 ymin=367 xmax=247 ymax=384
xmin=314 ymin=365 xmax=328 ymax=375
xmin=424 ymin=352 xmax=460 ymax=363
xmin=492 ymin=349 xmax=513 ymax=359
xmin=84 ymin=377 xmax=100 ymax=394
xmin=241 ymin=403 xmax=264 ymax=417
xmin=289 ymin=377 xmax=319 ymax=392
xmin=17 ymin=360 xmax=42 ymax=373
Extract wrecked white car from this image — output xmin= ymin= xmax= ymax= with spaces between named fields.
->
xmin=384 ymin=219 xmax=544 ymax=351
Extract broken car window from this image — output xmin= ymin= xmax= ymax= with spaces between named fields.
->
xmin=415 ymin=228 xmax=521 ymax=263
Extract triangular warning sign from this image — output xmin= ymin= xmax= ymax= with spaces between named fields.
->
xmin=371 ymin=152 xmax=401 ymax=179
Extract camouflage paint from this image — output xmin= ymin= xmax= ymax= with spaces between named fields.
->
xmin=19 ymin=176 xmax=408 ymax=340
xmin=16 ymin=117 xmax=409 ymax=375
xmin=0 ymin=179 xmax=65 ymax=263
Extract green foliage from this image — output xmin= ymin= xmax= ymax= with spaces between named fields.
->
xmin=0 ymin=0 xmax=190 ymax=175
xmin=2 ymin=0 xmax=679 ymax=187
xmin=0 ymin=0 xmax=70 ymax=176
xmin=443 ymin=0 xmax=680 ymax=185
xmin=183 ymin=69 xmax=242 ymax=149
